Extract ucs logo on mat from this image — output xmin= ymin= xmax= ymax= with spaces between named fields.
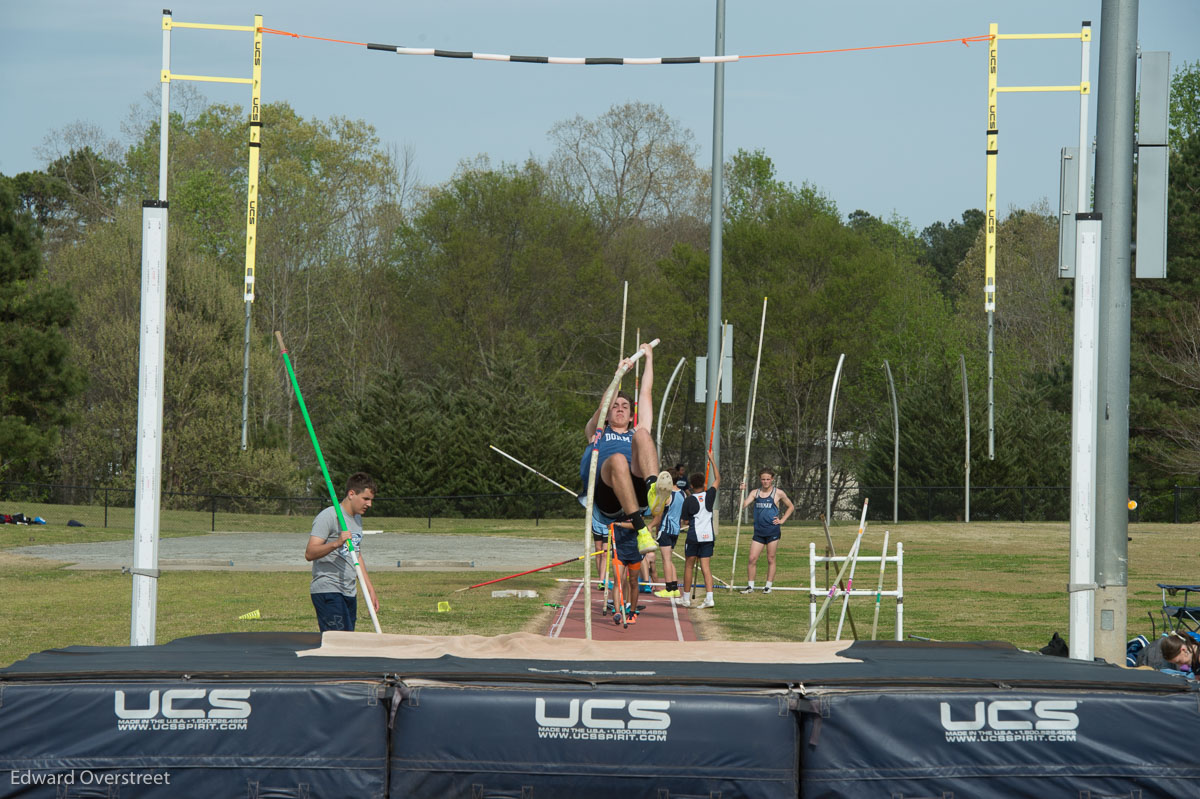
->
xmin=939 ymin=699 xmax=1079 ymax=743
xmin=534 ymin=697 xmax=670 ymax=742
xmin=113 ymin=689 xmax=251 ymax=732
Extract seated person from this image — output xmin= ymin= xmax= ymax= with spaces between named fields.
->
xmin=1159 ymin=630 xmax=1200 ymax=677
xmin=1132 ymin=629 xmax=1200 ymax=676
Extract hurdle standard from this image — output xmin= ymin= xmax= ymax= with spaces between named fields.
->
xmin=808 ymin=541 xmax=903 ymax=641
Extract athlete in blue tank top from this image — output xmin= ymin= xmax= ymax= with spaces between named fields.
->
xmin=650 ymin=479 xmax=686 ymax=598
xmin=753 ymin=488 xmax=781 ymax=540
xmin=580 ymin=343 xmax=660 ymax=604
xmin=738 ymin=468 xmax=795 ymax=594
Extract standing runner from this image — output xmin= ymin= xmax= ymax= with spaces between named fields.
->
xmin=680 ymin=452 xmax=720 ymax=609
xmin=738 ymin=468 xmax=795 ymax=594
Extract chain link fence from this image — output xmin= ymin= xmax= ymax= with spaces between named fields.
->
xmin=1 ymin=481 xmax=1194 ymax=530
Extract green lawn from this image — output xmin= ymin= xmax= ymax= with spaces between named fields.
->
xmin=1 ymin=508 xmax=1194 ymax=668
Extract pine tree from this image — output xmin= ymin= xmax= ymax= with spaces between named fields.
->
xmin=0 ymin=175 xmax=84 ymax=480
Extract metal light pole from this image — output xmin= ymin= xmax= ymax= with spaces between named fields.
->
xmin=704 ymin=0 xmax=726 ymax=480
xmin=1092 ymin=0 xmax=1137 ymax=663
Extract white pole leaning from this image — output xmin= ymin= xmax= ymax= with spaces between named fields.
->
xmin=825 ymin=354 xmax=846 ymax=523
xmin=619 ymin=281 xmax=629 ymax=365
xmin=806 ymin=498 xmax=868 ymax=642
xmin=488 ymin=444 xmax=577 ymax=497
xmin=871 ymin=530 xmax=891 ymax=640
xmin=582 ymin=339 xmax=659 ymax=639
xmin=835 ymin=511 xmax=868 ymax=640
xmin=730 ymin=297 xmax=767 ymax=590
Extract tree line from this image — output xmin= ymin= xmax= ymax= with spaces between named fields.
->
xmin=1 ymin=64 xmax=1198 ymax=518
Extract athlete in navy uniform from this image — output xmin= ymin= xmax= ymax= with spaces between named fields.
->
xmin=738 ymin=468 xmax=795 ymax=594
xmin=580 ymin=342 xmax=658 ymax=617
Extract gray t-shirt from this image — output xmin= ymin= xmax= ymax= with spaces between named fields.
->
xmin=309 ymin=504 xmax=364 ymax=597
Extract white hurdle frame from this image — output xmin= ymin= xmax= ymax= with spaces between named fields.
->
xmin=808 ymin=542 xmax=904 ymax=641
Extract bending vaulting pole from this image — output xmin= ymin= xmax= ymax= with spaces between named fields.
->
xmin=656 ymin=357 xmax=687 ymax=458
xmin=883 ymin=360 xmax=899 ymax=524
xmin=276 ymin=331 xmax=381 ymax=634
xmin=825 ymin=354 xmax=846 ymax=522
xmin=730 ymin=297 xmax=767 ymax=589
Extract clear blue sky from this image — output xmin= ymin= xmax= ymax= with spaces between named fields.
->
xmin=2 ymin=1 xmax=1197 ymax=231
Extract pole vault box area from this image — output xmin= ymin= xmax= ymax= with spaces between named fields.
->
xmin=1 ymin=632 xmax=1198 ymax=798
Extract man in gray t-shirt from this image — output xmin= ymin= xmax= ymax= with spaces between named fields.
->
xmin=305 ymin=472 xmax=379 ymax=632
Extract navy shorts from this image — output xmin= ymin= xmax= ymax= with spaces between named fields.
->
xmin=614 ymin=527 xmax=644 ymax=566
xmin=593 ymin=468 xmax=651 ymax=517
xmin=684 ymin=538 xmax=714 ymax=559
xmin=311 ymin=591 xmax=357 ymax=632
xmin=656 ymin=530 xmax=679 ymax=549
xmin=752 ymin=530 xmax=781 ymax=544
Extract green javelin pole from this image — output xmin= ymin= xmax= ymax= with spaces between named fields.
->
xmin=275 ymin=331 xmax=381 ymax=634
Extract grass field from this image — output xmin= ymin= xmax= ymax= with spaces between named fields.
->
xmin=1 ymin=507 xmax=1195 ymax=668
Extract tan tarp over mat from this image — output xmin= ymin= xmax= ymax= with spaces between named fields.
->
xmin=299 ymin=631 xmax=859 ymax=665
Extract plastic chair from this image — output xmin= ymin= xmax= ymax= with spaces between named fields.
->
xmin=1157 ymin=583 xmax=1200 ymax=634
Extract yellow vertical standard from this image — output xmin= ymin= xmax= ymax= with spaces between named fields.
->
xmin=243 ymin=15 xmax=263 ymax=302
xmin=984 ymin=22 xmax=998 ymax=314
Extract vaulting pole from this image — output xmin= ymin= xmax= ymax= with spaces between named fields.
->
xmin=883 ymin=360 xmax=899 ymax=524
xmin=871 ymin=531 xmax=891 ymax=640
xmin=703 ymin=322 xmax=728 ymax=488
xmin=730 ymin=298 xmax=767 ymax=590
xmin=276 ymin=331 xmax=381 ymax=634
xmin=619 ymin=281 xmax=629 ymax=367
xmin=835 ymin=521 xmax=866 ymax=640
xmin=601 ymin=524 xmax=614 ymax=616
xmin=656 ymin=357 xmax=687 ymax=458
xmin=489 ymin=444 xmax=578 ymax=497
xmin=806 ymin=499 xmax=868 ymax=642
xmin=698 ymin=323 xmax=727 ymax=596
xmin=825 ymin=354 xmax=846 ymax=522
xmin=820 ymin=513 xmax=857 ymax=640
xmin=455 ymin=549 xmax=606 ymax=593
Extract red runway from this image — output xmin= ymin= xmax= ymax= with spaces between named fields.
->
xmin=547 ymin=580 xmax=701 ymax=641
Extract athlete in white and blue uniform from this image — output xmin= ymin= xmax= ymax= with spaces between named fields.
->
xmin=738 ymin=468 xmax=795 ymax=594
xmin=679 ymin=453 xmax=719 ymax=609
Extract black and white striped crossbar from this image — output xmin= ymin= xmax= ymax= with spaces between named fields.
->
xmin=366 ymin=43 xmax=739 ymax=65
